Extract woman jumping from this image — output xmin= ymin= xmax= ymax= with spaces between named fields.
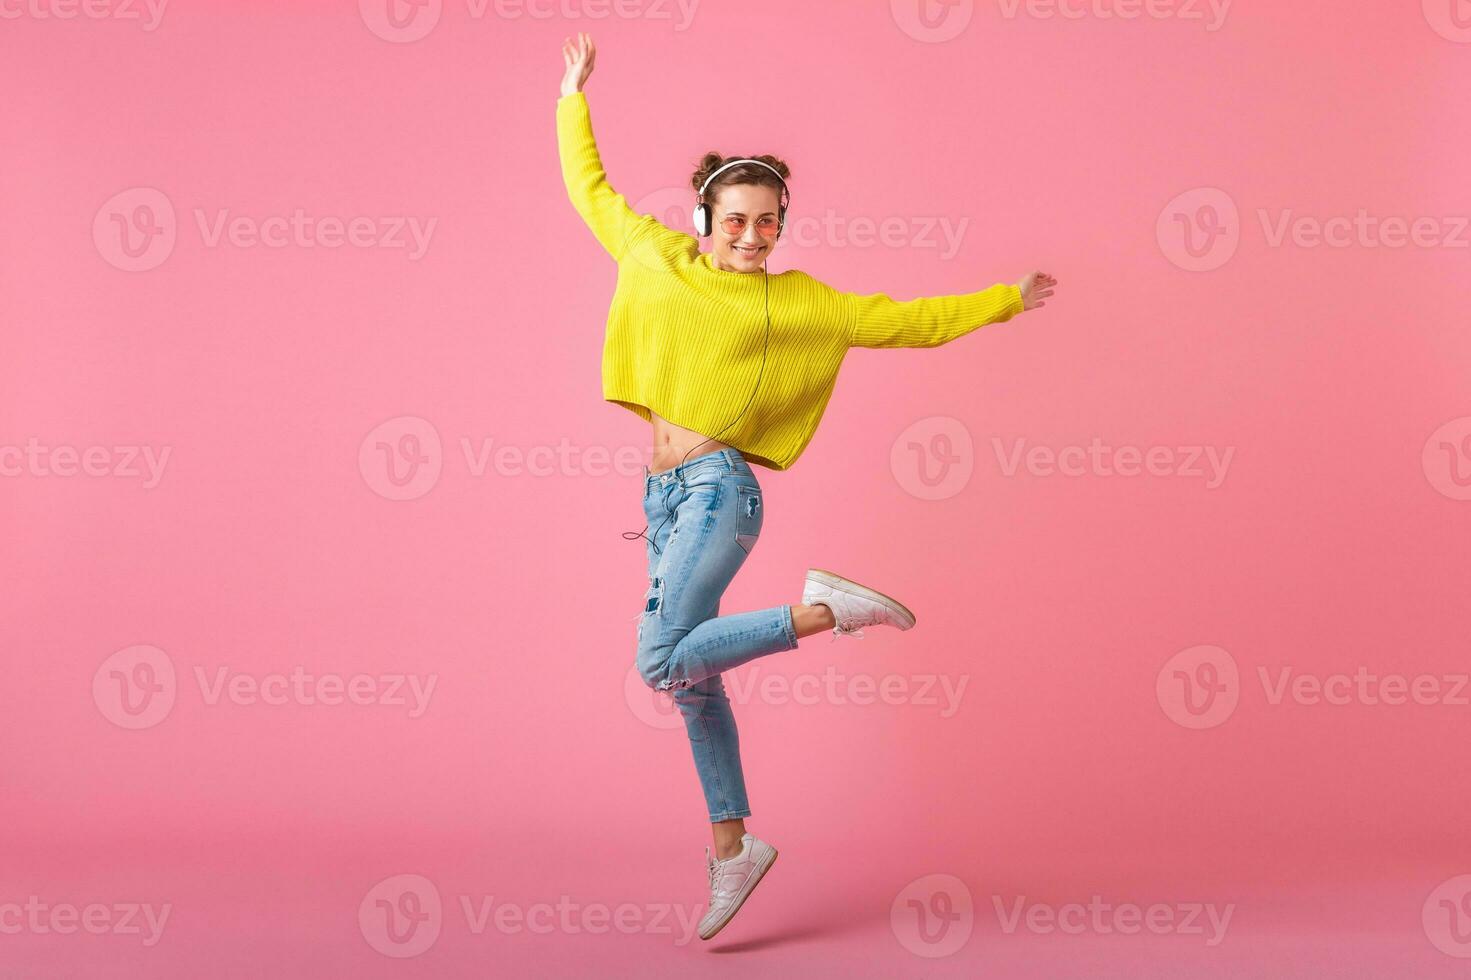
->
xmin=556 ymin=32 xmax=1056 ymax=942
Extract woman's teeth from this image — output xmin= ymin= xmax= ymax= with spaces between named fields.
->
xmin=734 ymin=245 xmax=763 ymax=255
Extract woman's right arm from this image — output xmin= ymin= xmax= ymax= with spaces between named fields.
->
xmin=557 ymin=33 xmax=648 ymax=262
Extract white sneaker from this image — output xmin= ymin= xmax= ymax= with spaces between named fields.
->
xmin=802 ymin=567 xmax=917 ymax=639
xmin=698 ymin=832 xmax=778 ymax=941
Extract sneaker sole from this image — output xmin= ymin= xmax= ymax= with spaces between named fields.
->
xmin=699 ymin=843 xmax=778 ymax=941
xmin=806 ymin=568 xmax=917 ymax=630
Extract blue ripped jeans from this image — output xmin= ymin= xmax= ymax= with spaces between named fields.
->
xmin=635 ymin=448 xmax=800 ymax=822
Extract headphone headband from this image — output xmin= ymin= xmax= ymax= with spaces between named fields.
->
xmin=698 ymin=158 xmax=788 ymax=198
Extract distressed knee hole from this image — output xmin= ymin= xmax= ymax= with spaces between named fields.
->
xmin=644 ymin=576 xmax=662 ymax=615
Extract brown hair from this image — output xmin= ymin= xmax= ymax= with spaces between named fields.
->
xmin=690 ymin=152 xmax=791 ymax=212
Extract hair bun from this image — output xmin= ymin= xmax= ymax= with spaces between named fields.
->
xmin=690 ymin=152 xmax=792 ymax=198
xmin=691 ymin=152 xmax=726 ymax=193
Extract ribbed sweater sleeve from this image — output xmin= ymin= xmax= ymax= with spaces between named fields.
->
xmin=843 ymin=282 xmax=1026 ymax=349
xmin=556 ymin=91 xmax=647 ymax=262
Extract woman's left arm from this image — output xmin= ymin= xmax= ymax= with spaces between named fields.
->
xmin=842 ymin=271 xmax=1056 ymax=349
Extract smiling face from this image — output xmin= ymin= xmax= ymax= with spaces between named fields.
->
xmin=708 ymin=182 xmax=783 ymax=274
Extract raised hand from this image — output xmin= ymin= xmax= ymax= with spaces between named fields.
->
xmin=1018 ymin=270 xmax=1058 ymax=311
xmin=560 ymin=32 xmax=596 ymax=98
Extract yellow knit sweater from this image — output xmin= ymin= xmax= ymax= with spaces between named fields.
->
xmin=556 ymin=90 xmax=1025 ymax=471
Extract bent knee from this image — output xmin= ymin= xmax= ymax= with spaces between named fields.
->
xmin=635 ymin=655 xmax=665 ymax=691
xmin=634 ymin=634 xmax=673 ymax=691
xmin=636 ymin=658 xmax=690 ymax=693
xmin=636 ymin=643 xmax=698 ymax=693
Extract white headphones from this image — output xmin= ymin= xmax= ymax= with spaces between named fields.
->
xmin=692 ymin=158 xmax=790 ymax=238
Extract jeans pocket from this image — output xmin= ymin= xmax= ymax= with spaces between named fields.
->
xmin=733 ymin=484 xmax=763 ymax=555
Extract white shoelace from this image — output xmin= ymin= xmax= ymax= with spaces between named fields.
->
xmin=705 ymin=847 xmax=726 ymax=895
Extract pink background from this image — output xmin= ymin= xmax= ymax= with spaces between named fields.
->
xmin=4 ymin=0 xmax=1470 ymax=976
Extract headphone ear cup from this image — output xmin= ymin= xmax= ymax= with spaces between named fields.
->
xmin=693 ymin=203 xmax=709 ymax=237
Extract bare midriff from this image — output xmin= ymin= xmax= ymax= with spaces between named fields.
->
xmin=648 ymin=408 xmax=732 ymax=475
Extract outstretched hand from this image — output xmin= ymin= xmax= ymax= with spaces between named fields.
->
xmin=560 ymin=32 xmax=596 ymax=98
xmin=1018 ymin=271 xmax=1057 ymax=311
